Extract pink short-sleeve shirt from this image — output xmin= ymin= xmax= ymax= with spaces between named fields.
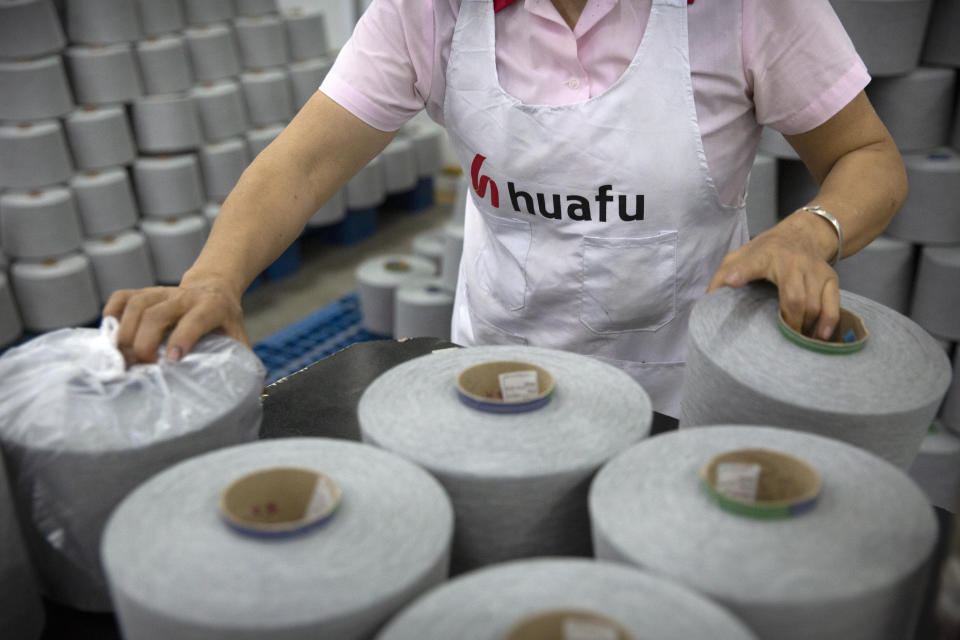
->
xmin=320 ymin=0 xmax=869 ymax=206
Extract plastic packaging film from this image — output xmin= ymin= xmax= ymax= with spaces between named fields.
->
xmin=83 ymin=231 xmax=156 ymax=304
xmin=0 ymin=120 xmax=73 ymax=189
xmin=185 ymin=23 xmax=242 ymax=82
xmin=776 ymin=158 xmax=819 ymax=217
xmin=64 ymin=105 xmax=137 ymax=170
xmin=757 ymin=126 xmax=799 ymax=160
xmin=246 ymin=123 xmax=284 ymax=157
xmin=284 ymin=9 xmax=329 ymax=61
xmin=679 ymin=283 xmax=952 ymax=469
xmin=0 ymin=272 xmax=24 ymax=349
xmin=64 ymin=0 xmax=140 ymax=44
xmin=192 ymin=79 xmax=249 ymax=141
xmin=377 ymin=558 xmax=757 ymax=640
xmin=0 ymin=187 xmax=83 ymax=259
xmin=440 ymin=222 xmax=464 ymax=292
xmin=745 ymin=152 xmax=778 ymax=237
xmin=884 ymin=149 xmax=960 ymax=244
xmin=381 ymin=138 xmax=419 ymax=194
xmin=0 ymin=0 xmax=65 ymax=59
xmin=834 ymin=235 xmax=915 ymax=314
xmin=590 ymin=425 xmax=939 ymax=640
xmin=908 ymin=423 xmax=960 ymax=512
xmin=133 ymin=154 xmax=205 ymax=217
xmin=101 ymin=438 xmax=453 ymax=639
xmin=412 ymin=228 xmax=446 ymax=270
xmin=136 ymin=35 xmax=195 ymax=95
xmin=136 ymin=0 xmax=185 ymax=36
xmin=64 ymin=44 xmax=142 ymax=105
xmin=922 ymin=0 xmax=960 ymax=66
xmin=234 ymin=16 xmax=288 ymax=69
xmin=867 ymin=67 xmax=955 ymax=151
xmin=394 ymin=278 xmax=454 ymax=340
xmin=9 ymin=253 xmax=100 ymax=332
xmin=0 ymin=320 xmax=264 ymax=611
xmin=356 ymin=254 xmax=436 ymax=335
xmin=141 ymin=215 xmax=208 ymax=285
xmin=70 ymin=168 xmax=140 ymax=238
xmin=240 ymin=68 xmax=293 ymax=126
xmin=183 ymin=0 xmax=234 ymax=25
xmin=829 ymin=0 xmax=933 ymax=76
xmin=910 ymin=246 xmax=960 ymax=341
xmin=347 ymin=155 xmax=387 ymax=209
xmin=358 ymin=345 xmax=653 ymax=572
xmin=288 ymin=57 xmax=332 ymax=109
xmin=199 ymin=138 xmax=250 ymax=200
xmin=235 ymin=0 xmax=279 ymax=16
xmin=0 ymin=56 xmax=73 ymax=121
xmin=306 ymin=188 xmax=346 ymax=228
xmin=941 ymin=348 xmax=960 ymax=434
xmin=132 ymin=94 xmax=203 ymax=153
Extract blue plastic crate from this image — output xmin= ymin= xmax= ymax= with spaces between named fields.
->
xmin=265 ymin=239 xmax=301 ymax=280
xmin=307 ymin=208 xmax=378 ymax=246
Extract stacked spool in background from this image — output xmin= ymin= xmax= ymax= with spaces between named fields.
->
xmin=356 ymin=254 xmax=435 ymax=336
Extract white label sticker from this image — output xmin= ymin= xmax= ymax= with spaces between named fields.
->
xmin=303 ymin=479 xmax=336 ymax=519
xmin=563 ymin=618 xmax=619 ymax=640
xmin=715 ymin=462 xmax=762 ymax=502
xmin=498 ymin=370 xmax=540 ymax=402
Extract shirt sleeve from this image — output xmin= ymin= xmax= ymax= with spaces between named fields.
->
xmin=743 ymin=0 xmax=871 ymax=135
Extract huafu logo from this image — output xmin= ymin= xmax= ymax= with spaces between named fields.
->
xmin=470 ymin=154 xmax=644 ymax=222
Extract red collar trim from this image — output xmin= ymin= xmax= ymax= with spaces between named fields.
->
xmin=494 ymin=0 xmax=519 ymax=11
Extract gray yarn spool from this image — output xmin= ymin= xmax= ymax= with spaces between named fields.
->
xmin=246 ymin=123 xmax=284 ymax=156
xmin=65 ymin=0 xmax=140 ymax=44
xmin=0 ymin=187 xmax=83 ymax=259
xmin=941 ymin=348 xmax=960 ymax=433
xmin=0 ymin=272 xmax=24 ymax=349
xmin=776 ymin=158 xmax=818 ymax=217
xmin=306 ymin=189 xmax=346 ymax=227
xmin=64 ymin=44 xmax=142 ymax=105
xmin=288 ymin=56 xmax=332 ymax=109
xmin=0 ymin=56 xmax=73 ymax=121
xmin=133 ymin=154 xmax=205 ymax=217
xmin=136 ymin=0 xmax=186 ymax=36
xmin=404 ymin=122 xmax=445 ymax=177
xmin=757 ymin=126 xmax=799 ymax=160
xmin=381 ymin=138 xmax=419 ymax=194
xmin=440 ymin=222 xmax=464 ymax=292
xmin=83 ymin=231 xmax=156 ymax=304
xmin=70 ymin=168 xmax=140 ymax=238
xmin=359 ymin=345 xmax=652 ymax=572
xmin=185 ymin=23 xmax=242 ymax=82
xmin=0 ymin=326 xmax=264 ymax=611
xmin=199 ymin=138 xmax=250 ymax=200
xmin=357 ymin=254 xmax=435 ymax=335
xmin=378 ymin=558 xmax=757 ymax=640
xmin=235 ymin=0 xmax=278 ymax=16
xmin=102 ymin=438 xmax=453 ymax=640
xmin=590 ymin=425 xmax=938 ymax=640
xmin=347 ymin=155 xmax=386 ymax=209
xmin=867 ymin=67 xmax=955 ymax=151
xmin=284 ymin=10 xmax=328 ymax=60
xmin=184 ymin=0 xmax=234 ymax=25
xmin=908 ymin=424 xmax=960 ymax=511
xmin=0 ymin=121 xmax=73 ymax=189
xmin=922 ymin=0 xmax=960 ymax=67
xmin=394 ymin=278 xmax=454 ymax=340
xmin=745 ymin=152 xmax=778 ymax=237
xmin=412 ymin=228 xmax=446 ymax=270
xmin=240 ymin=68 xmax=293 ymax=126
xmin=141 ymin=215 xmax=208 ymax=284
xmin=910 ymin=246 xmax=960 ymax=341
xmin=64 ymin=106 xmax=137 ymax=170
xmin=234 ymin=16 xmax=288 ymax=69
xmin=884 ymin=149 xmax=960 ymax=244
xmin=192 ymin=79 xmax=249 ymax=141
xmin=132 ymin=94 xmax=203 ymax=153
xmin=0 ymin=0 xmax=65 ymax=59
xmin=136 ymin=35 xmax=195 ymax=95
xmin=829 ymin=0 xmax=932 ymax=76
xmin=680 ymin=283 xmax=952 ymax=469
xmin=10 ymin=253 xmax=100 ymax=332
xmin=835 ymin=235 xmax=915 ymax=314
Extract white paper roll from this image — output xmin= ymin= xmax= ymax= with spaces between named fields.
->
xmin=829 ymin=0 xmax=933 ymax=76
xmin=199 ymin=138 xmax=249 ymax=200
xmin=357 ymin=254 xmax=436 ymax=335
xmin=757 ymin=126 xmax=799 ymax=160
xmin=203 ymin=201 xmax=221 ymax=225
xmin=0 ymin=447 xmax=44 ymax=639
xmin=65 ymin=0 xmax=140 ymax=44
xmin=908 ymin=423 xmax=960 ymax=511
xmin=378 ymin=558 xmax=757 ymax=640
xmin=141 ymin=215 xmax=207 ymax=284
xmin=9 ymin=253 xmax=100 ymax=332
xmin=0 ymin=272 xmax=24 ymax=350
xmin=394 ymin=278 xmax=453 ymax=340
xmin=440 ymin=222 xmax=464 ymax=292
xmin=381 ymin=138 xmax=418 ymax=194
xmin=136 ymin=0 xmax=186 ymax=36
xmin=359 ymin=345 xmax=653 ymax=571
xmin=346 ymin=155 xmax=386 ymax=209
xmin=868 ymin=67 xmax=956 ymax=151
xmin=64 ymin=105 xmax=137 ymax=170
xmin=136 ymin=35 xmax=195 ymax=95
xmin=0 ymin=187 xmax=83 ymax=259
xmin=283 ymin=9 xmax=328 ymax=61
xmin=777 ymin=158 xmax=818 ymax=217
xmin=184 ymin=23 xmax=242 ymax=82
xmin=191 ymin=79 xmax=248 ymax=142
xmin=64 ymin=44 xmax=142 ymax=105
xmin=70 ymin=168 xmax=140 ymax=238
xmin=590 ymin=425 xmax=938 ymax=640
xmin=133 ymin=154 xmax=205 ymax=217
xmin=451 ymin=175 xmax=468 ymax=225
xmin=234 ymin=0 xmax=278 ymax=16
xmin=0 ymin=56 xmax=73 ymax=120
xmin=884 ymin=149 xmax=960 ymax=244
xmin=403 ymin=123 xmax=445 ymax=178
xmin=835 ymin=235 xmax=915 ymax=314
xmin=0 ymin=0 xmax=65 ymax=59
xmin=288 ymin=56 xmax=331 ymax=109
xmin=412 ymin=228 xmax=446 ymax=270
xmin=83 ymin=231 xmax=156 ymax=303
xmin=941 ymin=348 xmax=960 ymax=434
xmin=0 ymin=120 xmax=73 ymax=189
xmin=910 ymin=246 xmax=960 ymax=340
xmin=184 ymin=0 xmax=234 ymax=24
xmin=132 ymin=94 xmax=203 ymax=153
xmin=102 ymin=438 xmax=452 ymax=639
xmin=234 ymin=15 xmax=288 ymax=69
xmin=245 ymin=123 xmax=284 ymax=156
xmin=745 ymin=152 xmax=778 ymax=237
xmin=680 ymin=283 xmax=952 ymax=469
xmin=240 ymin=67 xmax=293 ymax=126
xmin=306 ymin=188 xmax=346 ymax=227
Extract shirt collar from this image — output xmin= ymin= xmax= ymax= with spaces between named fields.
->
xmin=494 ymin=0 xmax=518 ymax=11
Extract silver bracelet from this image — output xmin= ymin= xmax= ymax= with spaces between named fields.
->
xmin=800 ymin=205 xmax=843 ymax=267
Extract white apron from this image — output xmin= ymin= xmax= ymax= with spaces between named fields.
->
xmin=443 ymin=0 xmax=748 ymax=417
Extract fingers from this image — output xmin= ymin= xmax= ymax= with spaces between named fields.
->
xmin=815 ymin=273 xmax=840 ymax=341
xmin=114 ymin=288 xmax=172 ymax=363
xmin=165 ymin=297 xmax=245 ymax=360
xmin=706 ymin=244 xmax=771 ymax=293
xmin=132 ymin=297 xmax=186 ymax=363
xmin=777 ymin=270 xmax=807 ymax=332
xmin=102 ymin=288 xmax=136 ymax=319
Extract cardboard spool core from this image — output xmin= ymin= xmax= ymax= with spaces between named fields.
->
xmin=456 ymin=360 xmax=555 ymax=413
xmin=701 ymin=448 xmax=821 ymax=520
xmin=778 ymin=306 xmax=868 ymax=354
xmin=220 ymin=467 xmax=341 ymax=536
xmin=384 ymin=260 xmax=410 ymax=273
xmin=504 ymin=610 xmax=635 ymax=640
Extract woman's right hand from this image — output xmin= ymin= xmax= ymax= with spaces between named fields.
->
xmin=103 ymin=274 xmax=248 ymax=364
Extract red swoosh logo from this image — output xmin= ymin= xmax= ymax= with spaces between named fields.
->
xmin=471 ymin=154 xmax=499 ymax=208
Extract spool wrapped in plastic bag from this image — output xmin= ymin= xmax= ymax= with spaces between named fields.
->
xmin=0 ymin=318 xmax=265 ymax=612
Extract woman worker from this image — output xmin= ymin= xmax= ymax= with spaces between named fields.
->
xmin=105 ymin=0 xmax=907 ymax=417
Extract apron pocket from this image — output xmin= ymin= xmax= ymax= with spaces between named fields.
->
xmin=580 ymin=231 xmax=678 ymax=333
xmin=475 ymin=212 xmax=532 ymax=311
